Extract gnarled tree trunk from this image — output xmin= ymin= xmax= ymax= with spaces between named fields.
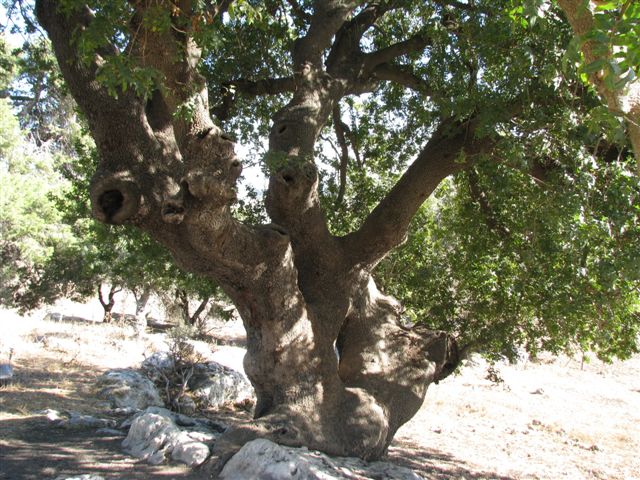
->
xmin=35 ymin=0 xmax=493 ymax=466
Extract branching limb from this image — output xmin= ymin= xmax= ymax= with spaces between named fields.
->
xmin=363 ymin=33 xmax=431 ymax=70
xmin=35 ymin=0 xmax=149 ymax=152
xmin=128 ymin=0 xmax=216 ymax=145
xmin=341 ymin=117 xmax=493 ymax=268
xmin=285 ymin=0 xmax=311 ymax=25
xmin=213 ymin=76 xmax=296 ymax=121
xmin=327 ymin=2 xmax=400 ymax=65
xmin=372 ymin=63 xmax=433 ymax=95
xmin=557 ymin=0 xmax=640 ymax=171
xmin=263 ymin=2 xmax=369 ymax=241
xmin=292 ymin=0 xmax=361 ymax=68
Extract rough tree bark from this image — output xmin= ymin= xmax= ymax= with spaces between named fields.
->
xmin=36 ymin=0 xmax=494 ymax=467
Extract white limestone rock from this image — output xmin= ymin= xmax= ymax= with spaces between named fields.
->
xmin=121 ymin=407 xmax=216 ymax=467
xmin=188 ymin=361 xmax=254 ymax=409
xmin=96 ymin=369 xmax=164 ymax=410
xmin=219 ymin=439 xmax=424 ymax=480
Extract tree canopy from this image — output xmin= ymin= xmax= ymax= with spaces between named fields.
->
xmin=2 ymin=0 xmax=639 ymax=464
xmin=13 ymin=0 xmax=636 ymax=358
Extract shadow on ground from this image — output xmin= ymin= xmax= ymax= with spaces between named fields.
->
xmin=1 ymin=336 xmax=514 ymax=480
xmin=0 ymin=416 xmax=203 ymax=480
xmin=388 ymin=439 xmax=516 ymax=480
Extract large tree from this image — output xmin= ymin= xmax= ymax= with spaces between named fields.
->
xmin=31 ymin=0 xmax=638 ymax=468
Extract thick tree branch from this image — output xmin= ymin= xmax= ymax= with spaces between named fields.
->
xmin=341 ymin=118 xmax=493 ymax=267
xmin=35 ymin=1 xmax=146 ymax=144
xmin=327 ymin=2 xmax=399 ymax=66
xmin=35 ymin=0 xmax=179 ymax=229
xmin=128 ymin=0 xmax=216 ymax=145
xmin=372 ymin=63 xmax=433 ymax=94
xmin=285 ymin=0 xmax=311 ymax=25
xmin=213 ymin=76 xmax=296 ymax=121
xmin=292 ymin=0 xmax=361 ymax=68
xmin=363 ymin=33 xmax=431 ymax=70
xmin=333 ymin=104 xmax=349 ymax=206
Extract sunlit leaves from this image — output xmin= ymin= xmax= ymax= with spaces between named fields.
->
xmin=95 ymin=54 xmax=161 ymax=100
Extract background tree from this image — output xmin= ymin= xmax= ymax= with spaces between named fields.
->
xmin=0 ymin=54 xmax=75 ymax=307
xmin=13 ymin=0 xmax=640 ymax=468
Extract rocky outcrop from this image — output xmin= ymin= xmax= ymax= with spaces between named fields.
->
xmin=141 ymin=351 xmax=175 ymax=383
xmin=122 ymin=407 xmax=218 ymax=467
xmin=188 ymin=361 xmax=254 ymax=409
xmin=219 ymin=439 xmax=425 ymax=480
xmin=142 ymin=352 xmax=254 ymax=410
xmin=96 ymin=369 xmax=164 ymax=410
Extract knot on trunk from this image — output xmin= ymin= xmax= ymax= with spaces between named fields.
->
xmin=90 ymin=173 xmax=144 ymax=224
xmin=266 ymin=161 xmax=319 ymax=222
xmin=182 ymin=129 xmax=241 ymax=206
xmin=161 ymin=180 xmax=186 ymax=224
xmin=183 ymin=169 xmax=238 ymax=204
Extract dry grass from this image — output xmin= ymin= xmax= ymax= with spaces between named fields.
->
xmin=394 ymin=353 xmax=640 ymax=480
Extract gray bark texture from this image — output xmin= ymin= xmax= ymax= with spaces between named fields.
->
xmin=35 ymin=0 xmax=488 ymax=469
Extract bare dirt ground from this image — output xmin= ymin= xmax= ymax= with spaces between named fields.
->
xmin=1 ymin=303 xmax=639 ymax=480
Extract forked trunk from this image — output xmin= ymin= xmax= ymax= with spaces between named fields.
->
xmin=134 ymin=285 xmax=152 ymax=318
xmin=98 ymin=284 xmax=120 ymax=324
xmin=36 ymin=0 xmax=472 ymax=468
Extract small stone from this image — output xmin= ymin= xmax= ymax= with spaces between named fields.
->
xmin=61 ymin=412 xmax=116 ymax=430
xmin=96 ymin=428 xmax=125 ymax=436
xmin=38 ymin=408 xmax=62 ymax=422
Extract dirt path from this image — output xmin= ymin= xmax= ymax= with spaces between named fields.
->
xmin=1 ymin=308 xmax=639 ymax=479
